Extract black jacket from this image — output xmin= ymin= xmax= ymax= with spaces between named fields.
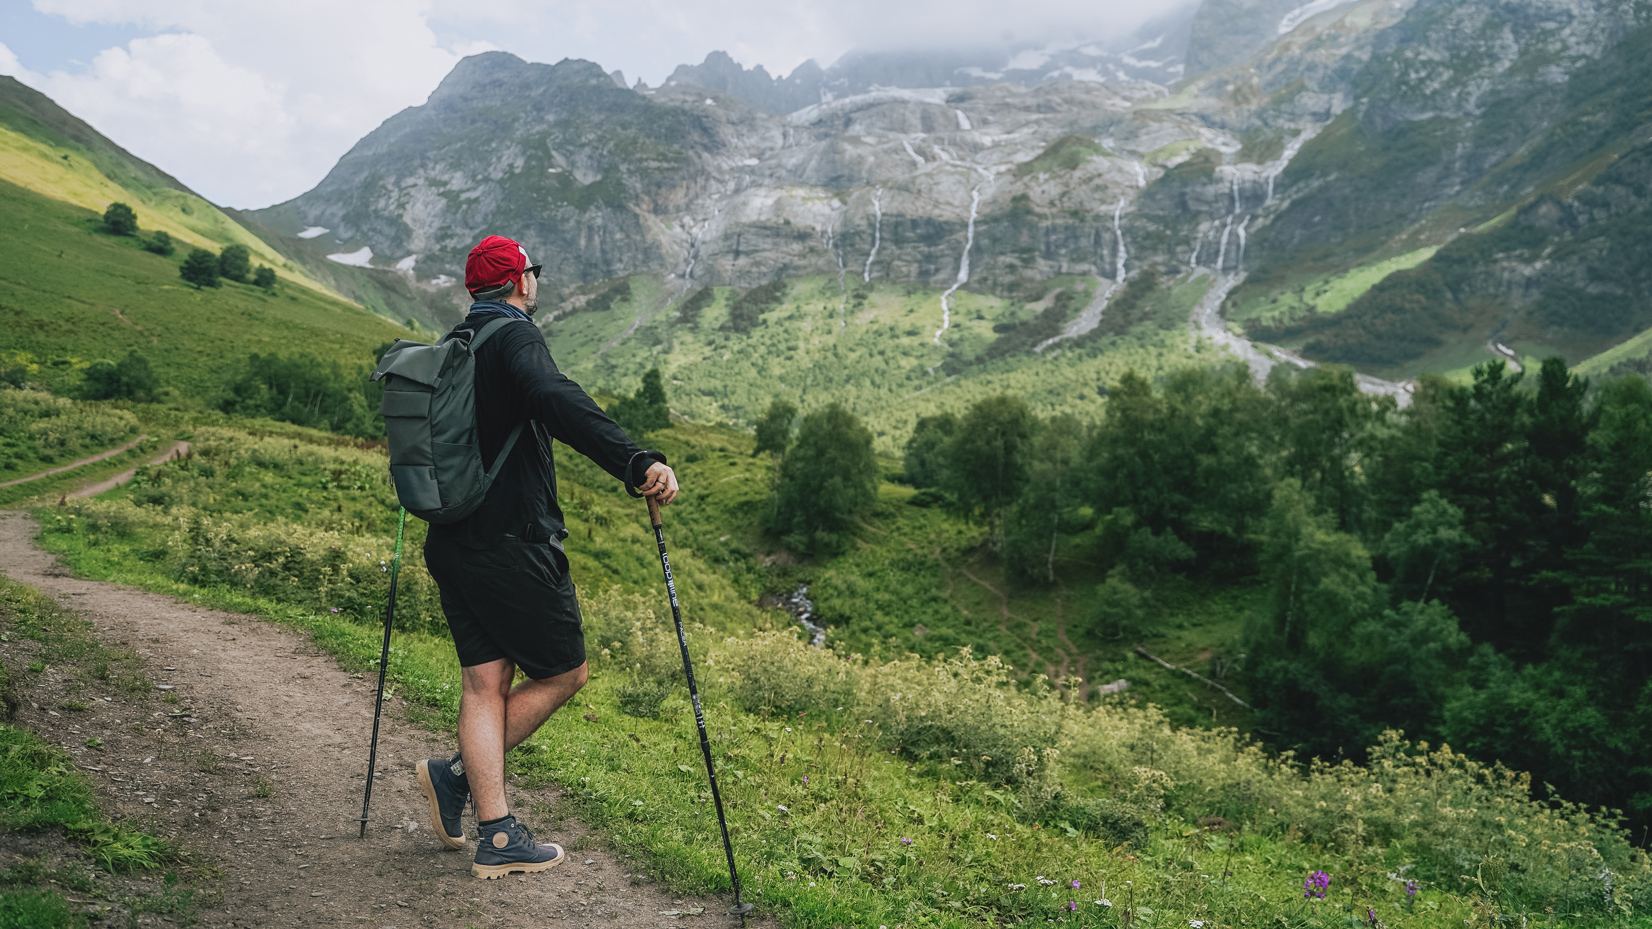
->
xmin=426 ymin=306 xmax=663 ymax=549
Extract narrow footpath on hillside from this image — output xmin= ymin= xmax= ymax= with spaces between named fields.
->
xmin=0 ymin=509 xmax=770 ymax=929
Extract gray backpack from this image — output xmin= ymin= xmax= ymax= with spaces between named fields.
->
xmin=371 ymin=317 xmax=525 ymax=523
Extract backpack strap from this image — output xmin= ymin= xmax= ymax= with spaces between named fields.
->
xmin=485 ymin=422 xmax=525 ymax=482
xmin=466 ymin=316 xmax=527 ymax=355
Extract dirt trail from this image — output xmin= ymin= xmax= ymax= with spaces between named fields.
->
xmin=0 ymin=511 xmax=767 ymax=928
xmin=68 ymin=440 xmax=191 ymax=500
xmin=0 ymin=435 xmax=151 ymax=489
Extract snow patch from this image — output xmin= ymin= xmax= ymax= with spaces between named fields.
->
xmin=1005 ymin=48 xmax=1051 ymax=71
xmin=296 ymin=226 xmax=329 ymax=239
xmin=954 ymin=109 xmax=972 ymax=131
xmin=1277 ymin=0 xmax=1352 ymax=34
xmin=394 ymin=255 xmax=417 ymax=272
xmin=1130 ymin=35 xmax=1166 ymax=52
xmin=326 ymin=247 xmax=373 ymax=267
xmin=740 ymin=157 xmax=760 ymax=166
xmin=788 ymin=88 xmax=951 ymax=127
xmin=956 ymin=66 xmax=1003 ymax=80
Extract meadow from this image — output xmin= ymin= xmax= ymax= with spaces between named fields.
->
xmin=0 ymin=178 xmax=408 ymax=399
xmin=28 ymin=403 xmax=1651 ymax=928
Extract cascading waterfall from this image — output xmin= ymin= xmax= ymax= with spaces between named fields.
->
xmin=1215 ymin=215 xmax=1234 ymax=271
xmin=827 ymin=220 xmax=848 ymax=330
xmin=1236 ymin=215 xmax=1250 ymax=271
xmin=902 ymin=140 xmax=925 ymax=168
xmin=934 ymin=185 xmax=982 ymax=346
xmin=1265 ymin=128 xmax=1314 ymax=203
xmin=1189 ymin=223 xmax=1206 ymax=269
xmin=862 ymin=188 xmax=883 ymax=282
xmin=1112 ymin=198 xmax=1128 ymax=283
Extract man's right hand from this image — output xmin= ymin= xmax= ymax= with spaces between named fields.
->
xmin=638 ymin=462 xmax=679 ymax=505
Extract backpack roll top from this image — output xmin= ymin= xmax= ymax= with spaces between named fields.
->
xmin=371 ymin=317 xmax=527 ymax=524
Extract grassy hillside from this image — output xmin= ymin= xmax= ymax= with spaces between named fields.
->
xmin=34 ymin=402 xmax=1651 ymax=927
xmin=549 ymin=274 xmax=1210 ymax=453
xmin=0 ymin=178 xmax=408 ymax=398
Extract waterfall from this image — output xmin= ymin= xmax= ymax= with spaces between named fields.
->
xmin=1265 ymin=128 xmax=1316 ymax=203
xmin=1112 ymin=198 xmax=1128 ymax=283
xmin=1133 ymin=162 xmax=1147 ymax=188
xmin=955 ymin=109 xmax=972 ymax=130
xmin=935 ymin=185 xmax=982 ymax=346
xmin=1216 ymin=215 xmax=1234 ymax=271
xmin=862 ymin=188 xmax=883 ymax=282
xmin=1236 ymin=215 xmax=1250 ymax=271
xmin=902 ymin=140 xmax=925 ymax=168
xmin=1231 ymin=172 xmax=1241 ymax=214
xmin=1189 ymin=223 xmax=1205 ymax=269
xmin=827 ymin=221 xmax=848 ymax=330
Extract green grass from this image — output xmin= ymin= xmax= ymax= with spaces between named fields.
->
xmin=31 ymin=409 xmax=1651 ymax=928
xmin=0 ymin=579 xmax=182 ymax=928
xmin=552 ymin=275 xmax=1205 ymax=454
xmin=1228 ymin=247 xmax=1440 ymax=328
xmin=1015 ymin=136 xmax=1112 ymax=177
xmin=0 ymin=178 xmax=409 ymax=399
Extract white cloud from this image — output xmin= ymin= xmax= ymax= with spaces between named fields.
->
xmin=7 ymin=0 xmax=1187 ymax=208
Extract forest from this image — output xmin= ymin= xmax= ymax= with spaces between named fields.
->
xmin=886 ymin=359 xmax=1652 ymax=831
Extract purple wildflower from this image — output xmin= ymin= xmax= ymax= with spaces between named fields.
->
xmin=1303 ymin=869 xmax=1330 ymax=899
xmin=330 ymin=608 xmax=340 ymax=613
xmin=1070 ymin=880 xmax=1081 ymax=890
xmin=1065 ymin=901 xmax=1078 ymax=912
xmin=900 ymin=837 xmax=911 ymax=845
xmin=802 ymin=776 xmax=808 ymax=785
xmin=1405 ymin=880 xmax=1418 ymax=897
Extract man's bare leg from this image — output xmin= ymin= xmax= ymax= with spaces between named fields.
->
xmin=458 ymin=660 xmax=589 ymax=822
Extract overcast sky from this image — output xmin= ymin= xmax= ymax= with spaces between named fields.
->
xmin=0 ymin=0 xmax=1180 ymax=209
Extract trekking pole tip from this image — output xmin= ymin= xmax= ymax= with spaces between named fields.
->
xmin=731 ymin=902 xmax=755 ymax=917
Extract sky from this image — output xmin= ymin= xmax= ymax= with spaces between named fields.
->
xmin=0 ymin=0 xmax=1180 ymax=209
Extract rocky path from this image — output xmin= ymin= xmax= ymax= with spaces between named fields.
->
xmin=0 ymin=510 xmax=766 ymax=929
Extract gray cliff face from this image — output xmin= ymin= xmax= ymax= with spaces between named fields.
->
xmin=254 ymin=0 xmax=1652 ymax=368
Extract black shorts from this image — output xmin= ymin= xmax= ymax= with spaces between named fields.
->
xmin=423 ymin=534 xmax=586 ymax=680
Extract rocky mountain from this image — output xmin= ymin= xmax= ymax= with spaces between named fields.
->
xmin=250 ymin=0 xmax=1652 ymax=379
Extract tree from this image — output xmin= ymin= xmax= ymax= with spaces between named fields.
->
xmin=610 ymin=368 xmax=670 ymax=437
xmin=902 ymin=413 xmax=956 ymax=488
xmin=102 ymin=202 xmax=138 ymax=236
xmin=945 ymin=395 xmax=1032 ymax=549
xmin=180 ymin=249 xmax=220 ymax=288
xmin=752 ymin=398 xmax=797 ymax=456
xmin=767 ymin=403 xmax=877 ymax=554
xmin=1380 ymin=491 xmax=1477 ymax=603
xmin=218 ymin=353 xmax=377 ymax=438
xmin=218 ymin=244 xmax=252 ymax=283
xmin=1003 ymin=414 xmax=1085 ymax=581
xmin=81 ymin=350 xmax=160 ymax=402
xmin=253 ymin=266 xmax=277 ymax=291
xmin=143 ymin=231 xmax=174 ymax=255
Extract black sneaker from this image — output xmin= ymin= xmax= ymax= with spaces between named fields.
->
xmin=416 ymin=755 xmax=469 ymax=850
xmin=472 ymin=816 xmax=566 ymax=880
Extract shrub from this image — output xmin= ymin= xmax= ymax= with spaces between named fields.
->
xmin=252 ymin=266 xmax=277 ymax=291
xmin=218 ymin=244 xmax=252 ymax=283
xmin=180 ymin=249 xmax=219 ymax=288
xmin=217 ymin=353 xmax=378 ymax=438
xmin=609 ymin=368 xmax=669 ymax=438
xmin=751 ymin=398 xmax=796 ymax=457
xmin=726 ymin=281 xmax=786 ymax=333
xmin=143 ymin=230 xmax=174 ymax=255
xmin=717 ymin=630 xmax=859 ymax=716
xmin=81 ymin=350 xmax=160 ymax=402
xmin=102 ymin=202 xmax=137 ymax=236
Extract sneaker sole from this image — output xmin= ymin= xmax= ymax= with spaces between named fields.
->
xmin=472 ymin=844 xmax=566 ymax=880
xmin=415 ymin=760 xmax=467 ymax=851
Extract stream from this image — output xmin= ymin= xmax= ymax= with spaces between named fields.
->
xmin=780 ymin=584 xmax=827 ymax=648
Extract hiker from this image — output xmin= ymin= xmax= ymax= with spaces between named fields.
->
xmin=414 ymin=234 xmax=678 ymax=879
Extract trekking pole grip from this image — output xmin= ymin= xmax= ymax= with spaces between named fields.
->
xmin=647 ymin=493 xmax=662 ymax=528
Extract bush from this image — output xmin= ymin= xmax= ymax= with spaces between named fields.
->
xmin=102 ymin=202 xmax=137 ymax=236
xmin=767 ymin=403 xmax=877 ymax=554
xmin=609 ymin=368 xmax=670 ymax=438
xmin=675 ymin=286 xmax=714 ymax=326
xmin=902 ymin=413 xmax=956 ymax=488
xmin=179 ymin=249 xmax=219 ymax=288
xmin=218 ymin=244 xmax=252 ymax=283
xmin=80 ymin=350 xmax=160 ymax=402
xmin=143 ymin=231 xmax=174 ymax=255
xmin=252 ymin=266 xmax=277 ymax=291
xmin=218 ymin=353 xmax=378 ymax=438
xmin=751 ymin=398 xmax=796 ymax=457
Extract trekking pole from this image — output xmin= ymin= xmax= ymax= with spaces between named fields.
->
xmin=358 ymin=506 xmax=407 ymax=839
xmin=645 ymin=495 xmax=754 ymax=919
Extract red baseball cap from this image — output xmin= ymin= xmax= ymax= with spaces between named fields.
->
xmin=465 ymin=235 xmax=541 ymax=295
